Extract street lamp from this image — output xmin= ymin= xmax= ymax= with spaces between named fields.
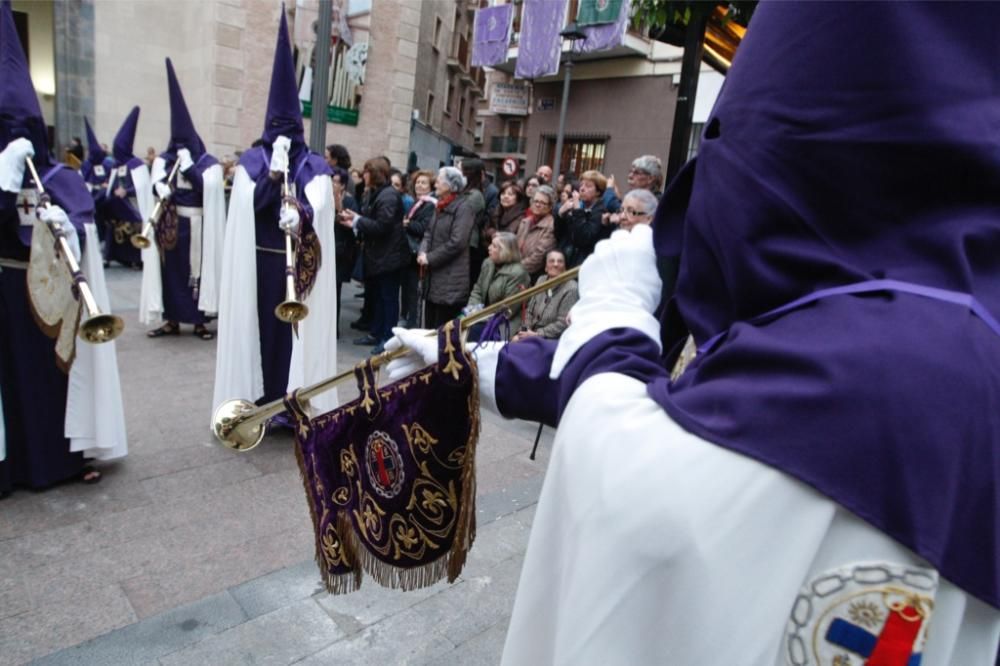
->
xmin=551 ymin=22 xmax=587 ymax=183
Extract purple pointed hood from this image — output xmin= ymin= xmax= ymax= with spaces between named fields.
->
xmin=0 ymin=0 xmax=50 ymax=166
xmin=164 ymin=57 xmax=205 ymax=158
xmin=112 ymin=106 xmax=140 ymax=163
xmin=84 ymin=117 xmax=107 ymax=164
xmin=261 ymin=5 xmax=305 ymax=149
xmin=648 ymin=2 xmax=1000 ymax=609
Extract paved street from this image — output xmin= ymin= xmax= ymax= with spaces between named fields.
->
xmin=1 ymin=266 xmax=553 ymax=665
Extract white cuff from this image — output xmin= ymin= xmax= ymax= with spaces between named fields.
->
xmin=0 ymin=148 xmax=27 ymax=193
xmin=549 ymin=300 xmax=661 ymax=379
xmin=471 ymin=341 xmax=505 ymax=417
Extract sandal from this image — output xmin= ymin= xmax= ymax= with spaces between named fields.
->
xmin=79 ymin=465 xmax=102 ymax=485
xmin=193 ymin=325 xmax=215 ymax=341
xmin=147 ymin=322 xmax=180 ymax=338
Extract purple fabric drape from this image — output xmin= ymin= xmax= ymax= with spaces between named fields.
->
xmin=471 ymin=4 xmax=513 ymax=68
xmin=515 ymin=0 xmax=567 ymax=80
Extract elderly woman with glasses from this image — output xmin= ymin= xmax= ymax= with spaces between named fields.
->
xmin=516 ymin=184 xmax=559 ymax=280
xmin=416 ymin=166 xmax=478 ymax=328
xmin=627 ymin=154 xmax=663 ymax=196
xmin=618 ymin=189 xmax=658 ymax=232
xmin=464 ymin=231 xmax=531 ymax=335
xmin=513 ymin=248 xmax=578 ymax=342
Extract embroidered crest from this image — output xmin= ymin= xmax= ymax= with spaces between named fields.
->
xmin=176 ymin=171 xmax=192 ymax=190
xmin=93 ymin=164 xmax=105 ymax=177
xmin=117 ymin=165 xmax=127 ymax=177
xmin=16 ymin=188 xmax=37 ymax=227
xmin=365 ymin=430 xmax=405 ymax=499
xmin=596 ymin=0 xmax=610 ymax=10
xmin=785 ymin=562 xmax=937 ymax=666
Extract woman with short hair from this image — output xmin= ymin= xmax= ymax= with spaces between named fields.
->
xmin=516 ymin=184 xmax=558 ymax=280
xmin=514 ymin=248 xmax=578 ymax=341
xmin=556 ymin=169 xmax=608 ymax=267
xmin=417 ymin=166 xmax=477 ymax=327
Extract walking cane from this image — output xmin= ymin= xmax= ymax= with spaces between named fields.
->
xmin=417 ymin=265 xmax=427 ymax=329
xmin=529 ymin=423 xmax=544 ymax=460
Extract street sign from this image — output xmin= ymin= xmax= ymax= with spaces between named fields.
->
xmin=502 ymin=157 xmax=518 ymax=177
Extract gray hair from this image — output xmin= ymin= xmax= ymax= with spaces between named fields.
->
xmin=437 ymin=166 xmax=466 ymax=193
xmin=533 ymin=184 xmax=557 ymax=209
xmin=631 ymin=154 xmax=663 ymax=186
xmin=622 ymin=188 xmax=659 ymax=216
xmin=492 ymin=231 xmax=521 ymax=264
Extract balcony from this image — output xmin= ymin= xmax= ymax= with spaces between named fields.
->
xmin=490 ymin=135 xmax=526 ymax=154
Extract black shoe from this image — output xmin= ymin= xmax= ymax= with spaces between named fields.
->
xmin=353 ymin=335 xmax=378 ymax=346
xmin=350 ymin=319 xmax=371 ymax=331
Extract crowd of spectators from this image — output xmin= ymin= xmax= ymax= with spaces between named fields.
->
xmin=327 ymin=144 xmax=662 ymax=350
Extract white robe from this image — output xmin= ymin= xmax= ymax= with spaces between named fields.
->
xmin=499 ymin=372 xmax=1000 ymax=665
xmin=63 ymin=223 xmax=128 ymax=461
xmin=139 ymin=157 xmax=225 ymax=324
xmin=211 ymin=165 xmax=339 ymax=424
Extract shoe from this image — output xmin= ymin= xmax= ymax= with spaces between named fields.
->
xmin=350 ymin=319 xmax=371 ymax=331
xmin=370 ymin=343 xmax=386 ymax=355
xmin=79 ymin=465 xmax=102 ymax=484
xmin=147 ymin=322 xmax=180 ymax=338
xmin=193 ymin=325 xmax=215 ymax=340
xmin=353 ymin=335 xmax=378 ymax=346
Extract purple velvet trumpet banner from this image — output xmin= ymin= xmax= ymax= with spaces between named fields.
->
xmin=285 ymin=320 xmax=479 ymax=594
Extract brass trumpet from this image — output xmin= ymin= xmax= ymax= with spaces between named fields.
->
xmin=131 ymin=159 xmax=181 ymax=249
xmin=213 ymin=266 xmax=580 ymax=451
xmin=25 ymin=157 xmax=124 ymax=344
xmin=274 ymin=170 xmax=309 ymax=323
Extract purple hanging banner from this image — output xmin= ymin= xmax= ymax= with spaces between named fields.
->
xmin=515 ymin=0 xmax=568 ymax=79
xmin=575 ymin=0 xmax=631 ymax=53
xmin=471 ymin=5 xmax=514 ymax=67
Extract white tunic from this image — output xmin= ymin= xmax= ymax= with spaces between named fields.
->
xmin=500 ymin=372 xmax=1000 ymax=665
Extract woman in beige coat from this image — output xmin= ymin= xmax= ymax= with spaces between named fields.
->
xmin=516 ymin=184 xmax=558 ymax=279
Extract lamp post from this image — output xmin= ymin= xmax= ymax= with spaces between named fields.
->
xmin=551 ymin=22 xmax=587 ymax=183
xmin=309 ymin=0 xmax=333 ymax=154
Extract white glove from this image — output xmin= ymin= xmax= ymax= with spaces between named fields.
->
xmin=461 ymin=303 xmax=484 ymax=317
xmin=550 ymin=224 xmax=662 ymax=379
xmin=384 ymin=327 xmax=438 ymax=382
xmin=177 ymin=148 xmax=194 ymax=171
xmin=269 ymin=135 xmax=291 ymax=174
xmin=278 ymin=206 xmax=300 ymax=233
xmin=39 ymin=205 xmax=81 ymax=263
xmin=0 ymin=137 xmax=35 ymax=193
xmin=154 ymin=181 xmax=171 ymax=201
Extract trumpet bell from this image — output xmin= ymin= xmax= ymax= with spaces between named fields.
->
xmin=79 ymin=313 xmax=125 ymax=344
xmin=130 ymin=234 xmax=151 ymax=249
xmin=213 ymin=398 xmax=266 ymax=451
xmin=275 ymin=300 xmax=309 ymax=324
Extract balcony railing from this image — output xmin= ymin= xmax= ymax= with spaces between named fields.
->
xmin=490 ymin=135 xmax=526 ymax=153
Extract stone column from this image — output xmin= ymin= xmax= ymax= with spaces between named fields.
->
xmin=53 ymin=0 xmax=95 ymax=157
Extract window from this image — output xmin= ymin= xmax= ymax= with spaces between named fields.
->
xmin=458 ymin=95 xmax=467 ymax=126
xmin=542 ymin=136 xmax=608 ymax=177
xmin=445 ymin=81 xmax=454 ymax=116
xmin=426 ymin=92 xmax=435 ymax=121
xmin=474 ymin=120 xmax=485 ymax=145
xmin=433 ymin=17 xmax=443 ymax=52
xmin=468 ymin=98 xmax=476 ymax=128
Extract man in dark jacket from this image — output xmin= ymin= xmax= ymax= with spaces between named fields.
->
xmin=338 ymin=156 xmax=408 ymax=353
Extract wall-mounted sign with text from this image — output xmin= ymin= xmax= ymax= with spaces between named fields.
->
xmin=490 ymin=83 xmax=531 ymax=116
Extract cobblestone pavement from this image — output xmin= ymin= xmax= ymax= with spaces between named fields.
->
xmin=1 ymin=266 xmax=552 ymax=665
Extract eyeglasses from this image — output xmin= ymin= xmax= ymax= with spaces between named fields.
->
xmin=531 ymin=199 xmax=551 ymax=207
xmin=622 ymin=207 xmax=651 ymax=217
xmin=629 ymin=168 xmax=651 ymax=176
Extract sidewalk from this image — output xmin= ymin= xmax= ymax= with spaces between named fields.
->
xmin=0 ymin=267 xmax=552 ymax=665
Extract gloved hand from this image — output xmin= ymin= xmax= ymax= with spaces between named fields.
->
xmin=461 ymin=303 xmax=484 ymax=317
xmin=278 ymin=205 xmax=300 ymax=233
xmin=269 ymin=135 xmax=291 ymax=174
xmin=550 ymin=224 xmax=662 ymax=378
xmin=0 ymin=137 xmax=35 ymax=193
xmin=39 ymin=204 xmax=81 ymax=263
xmin=384 ymin=327 xmax=438 ymax=382
xmin=177 ymin=148 xmax=194 ymax=172
xmin=154 ymin=181 xmax=172 ymax=201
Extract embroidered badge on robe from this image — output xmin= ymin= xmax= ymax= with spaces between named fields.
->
xmin=27 ymin=218 xmax=80 ymax=370
xmin=285 ymin=319 xmax=479 ymax=594
xmin=784 ymin=561 xmax=937 ymax=666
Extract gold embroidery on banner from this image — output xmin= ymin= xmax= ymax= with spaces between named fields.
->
xmin=440 ymin=321 xmax=463 ymax=380
xmin=295 ymin=228 xmax=321 ymax=301
xmin=359 ymin=372 xmax=376 ymax=415
xmin=112 ymin=219 xmax=140 ymax=246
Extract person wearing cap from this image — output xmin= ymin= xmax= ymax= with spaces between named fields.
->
xmin=103 ymin=107 xmax=152 ymax=270
xmin=213 ymin=5 xmax=339 ymax=418
xmin=0 ymin=0 xmax=127 ymax=494
xmin=387 ymin=4 xmax=1000 ymax=662
xmin=143 ymin=60 xmax=225 ymax=341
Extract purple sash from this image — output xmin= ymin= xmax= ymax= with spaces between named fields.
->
xmin=285 ymin=319 xmax=479 ymax=593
